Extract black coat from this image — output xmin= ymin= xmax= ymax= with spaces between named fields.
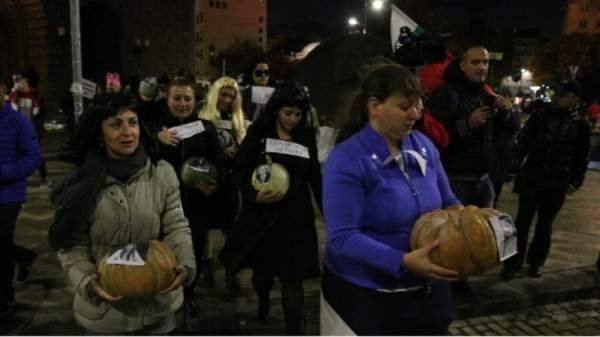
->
xmin=427 ymin=63 xmax=516 ymax=177
xmin=156 ymin=113 xmax=226 ymax=229
xmin=513 ymin=102 xmax=591 ymax=194
xmin=219 ymin=124 xmax=323 ymax=281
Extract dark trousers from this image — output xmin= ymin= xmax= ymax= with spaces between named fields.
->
xmin=322 ymin=267 xmax=452 ymax=335
xmin=0 ymin=203 xmax=22 ymax=305
xmin=505 ymin=190 xmax=566 ymax=270
xmin=449 ymin=175 xmax=495 ymax=208
xmin=34 ymin=124 xmax=48 ymax=179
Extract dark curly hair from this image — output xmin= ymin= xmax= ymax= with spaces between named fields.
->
xmin=253 ymin=81 xmax=312 ymax=137
xmin=73 ymin=92 xmax=158 ymax=161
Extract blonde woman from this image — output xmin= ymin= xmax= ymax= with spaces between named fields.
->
xmin=200 ymin=76 xmax=247 ymax=158
xmin=199 ymin=76 xmax=247 ymax=294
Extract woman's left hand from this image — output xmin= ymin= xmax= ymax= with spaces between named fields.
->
xmin=194 ymin=181 xmax=219 ymax=195
xmin=159 ymin=265 xmax=189 ymax=294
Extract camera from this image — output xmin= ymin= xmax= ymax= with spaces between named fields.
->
xmin=394 ymin=28 xmax=450 ymax=68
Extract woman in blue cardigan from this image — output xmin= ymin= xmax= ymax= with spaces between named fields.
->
xmin=322 ymin=63 xmax=461 ymax=335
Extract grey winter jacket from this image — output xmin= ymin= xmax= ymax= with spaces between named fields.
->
xmin=56 ymin=159 xmax=196 ymax=334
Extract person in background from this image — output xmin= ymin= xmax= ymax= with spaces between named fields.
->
xmin=155 ymin=69 xmax=225 ymax=317
xmin=491 ymin=87 xmax=521 ymax=207
xmin=587 ymin=98 xmax=600 ymax=129
xmin=220 ymin=82 xmax=322 ymax=335
xmin=321 ymin=63 xmax=460 ymax=335
xmin=105 ymin=72 xmax=121 ymax=93
xmin=0 ymin=74 xmax=42 ymax=319
xmin=199 ymin=76 xmax=247 ymax=294
xmin=10 ymin=67 xmax=50 ymax=188
xmin=49 ymin=93 xmax=195 ymax=334
xmin=501 ymin=80 xmax=591 ymax=280
xmin=241 ymin=58 xmax=275 ymax=122
xmin=427 ymin=45 xmax=516 ymax=208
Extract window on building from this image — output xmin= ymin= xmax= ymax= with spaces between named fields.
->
xmin=223 ymin=2 xmax=227 ymax=9
xmin=216 ymin=1 xmax=221 ymax=8
xmin=259 ymin=27 xmax=263 ymax=34
xmin=200 ymin=49 xmax=203 ymax=61
xmin=259 ymin=16 xmax=264 ymax=23
xmin=597 ymin=19 xmax=600 ymax=28
xmin=209 ymin=1 xmax=214 ymax=7
xmin=579 ymin=20 xmax=587 ymax=29
xmin=258 ymin=37 xmax=263 ymax=43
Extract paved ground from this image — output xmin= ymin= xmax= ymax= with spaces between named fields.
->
xmin=2 ymin=130 xmax=600 ymax=335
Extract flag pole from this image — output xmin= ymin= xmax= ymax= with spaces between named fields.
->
xmin=70 ymin=0 xmax=84 ymax=122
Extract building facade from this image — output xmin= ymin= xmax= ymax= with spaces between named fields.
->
xmin=195 ymin=0 xmax=267 ymax=78
xmin=563 ymin=0 xmax=600 ymax=34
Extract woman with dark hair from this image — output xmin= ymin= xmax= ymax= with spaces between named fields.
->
xmin=155 ymin=69 xmax=226 ymax=316
xmin=220 ymin=81 xmax=322 ymax=335
xmin=49 ymin=93 xmax=196 ymax=335
xmin=241 ymin=58 xmax=275 ymax=122
xmin=321 ymin=63 xmax=460 ymax=335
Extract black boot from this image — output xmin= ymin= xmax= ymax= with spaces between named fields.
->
xmin=226 ymin=269 xmax=241 ymax=297
xmin=257 ymin=296 xmax=270 ymax=323
xmin=200 ymin=258 xmax=215 ymax=288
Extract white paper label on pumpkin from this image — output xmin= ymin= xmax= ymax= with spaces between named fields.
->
xmin=168 ymin=120 xmax=205 ymax=140
xmin=106 ymin=243 xmax=146 ymax=266
xmin=266 ymin=138 xmax=309 ymax=159
xmin=216 ymin=120 xmax=233 ymax=130
xmin=489 ymin=214 xmax=518 ymax=262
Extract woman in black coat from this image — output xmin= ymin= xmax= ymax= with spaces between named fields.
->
xmin=220 ymin=82 xmax=322 ymax=334
xmin=155 ymin=70 xmax=226 ymax=316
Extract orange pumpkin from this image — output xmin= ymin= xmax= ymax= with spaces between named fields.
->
xmin=409 ymin=205 xmax=502 ymax=278
xmin=97 ymin=240 xmax=178 ymax=297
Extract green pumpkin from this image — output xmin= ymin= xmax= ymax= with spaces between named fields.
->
xmin=180 ymin=157 xmax=217 ymax=186
xmin=251 ymin=155 xmax=290 ymax=194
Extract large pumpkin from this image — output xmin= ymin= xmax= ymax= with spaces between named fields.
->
xmin=251 ymin=154 xmax=290 ymax=194
xmin=97 ymin=240 xmax=178 ymax=298
xmin=180 ymin=157 xmax=218 ymax=186
xmin=409 ymin=205 xmax=503 ymax=278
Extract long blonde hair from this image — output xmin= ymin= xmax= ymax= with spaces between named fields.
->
xmin=199 ymin=76 xmax=246 ymax=144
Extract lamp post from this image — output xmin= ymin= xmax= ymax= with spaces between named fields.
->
xmin=363 ymin=0 xmax=385 ymax=34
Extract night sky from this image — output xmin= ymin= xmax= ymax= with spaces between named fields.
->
xmin=268 ymin=0 xmax=566 ymax=40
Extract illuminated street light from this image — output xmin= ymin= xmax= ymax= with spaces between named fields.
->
xmin=348 ymin=17 xmax=359 ymax=27
xmin=371 ymin=0 xmax=384 ymax=10
xmin=530 ymin=85 xmax=541 ymax=99
xmin=363 ymin=0 xmax=386 ymax=34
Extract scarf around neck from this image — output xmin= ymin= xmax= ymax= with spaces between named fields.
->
xmin=48 ymin=147 xmax=148 ymax=249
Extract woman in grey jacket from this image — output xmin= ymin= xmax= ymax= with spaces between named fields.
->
xmin=49 ymin=93 xmax=196 ymax=334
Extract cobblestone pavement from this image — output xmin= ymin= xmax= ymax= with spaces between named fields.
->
xmin=450 ymin=297 xmax=600 ymax=336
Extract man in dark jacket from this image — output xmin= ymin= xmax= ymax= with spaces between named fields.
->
xmin=0 ymin=75 xmax=42 ymax=318
xmin=427 ymin=46 xmax=516 ymax=208
xmin=501 ymin=80 xmax=591 ymax=280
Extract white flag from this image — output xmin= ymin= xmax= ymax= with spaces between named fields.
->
xmin=390 ymin=5 xmax=419 ymax=52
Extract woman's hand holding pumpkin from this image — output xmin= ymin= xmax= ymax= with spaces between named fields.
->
xmin=194 ymin=181 xmax=219 ymax=195
xmin=88 ymin=273 xmax=123 ymax=303
xmin=159 ymin=265 xmax=189 ymax=294
xmin=256 ymin=189 xmax=285 ymax=203
xmin=401 ymin=240 xmax=460 ymax=282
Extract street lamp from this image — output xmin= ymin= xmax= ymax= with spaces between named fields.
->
xmin=363 ymin=0 xmax=386 ymax=34
xmin=530 ymin=85 xmax=540 ymax=100
xmin=348 ymin=17 xmax=359 ymax=27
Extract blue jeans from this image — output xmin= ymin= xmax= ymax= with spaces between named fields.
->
xmin=448 ymin=175 xmax=495 ymax=208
